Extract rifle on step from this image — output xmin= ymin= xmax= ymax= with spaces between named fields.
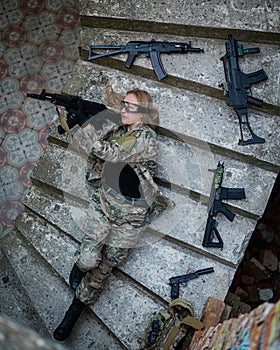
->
xmin=202 ymin=162 xmax=246 ymax=249
xmin=220 ymin=34 xmax=268 ymax=145
xmin=88 ymin=39 xmax=204 ymax=80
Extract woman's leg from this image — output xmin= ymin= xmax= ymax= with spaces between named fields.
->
xmin=75 ymin=220 xmax=146 ymax=305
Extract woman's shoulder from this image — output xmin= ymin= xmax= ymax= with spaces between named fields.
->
xmin=132 ymin=125 xmax=157 ymax=139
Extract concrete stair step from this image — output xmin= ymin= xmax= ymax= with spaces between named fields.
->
xmin=24 ymin=179 xmax=254 ymax=268
xmin=27 ymin=135 xmax=264 ymax=266
xmin=155 ymin=135 xmax=276 ymax=217
xmin=33 ymin=132 xmax=277 ymax=219
xmin=120 ymin=238 xmax=235 ymax=317
xmin=0 ymin=248 xmax=49 ymax=337
xmin=22 ymin=184 xmax=234 ymax=317
xmin=23 ymin=183 xmax=85 ymax=243
xmin=1 ymin=227 xmax=126 ymax=350
xmin=13 ymin=209 xmax=169 ymax=349
xmin=62 ymin=60 xmax=280 ymax=167
xmin=79 ymin=3 xmax=279 ymax=36
xmin=0 ymin=313 xmax=68 ymax=350
xmin=30 ymin=143 xmax=90 ymax=203
xmin=80 ymin=27 xmax=279 ymax=107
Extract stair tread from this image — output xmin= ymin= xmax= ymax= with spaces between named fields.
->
xmin=81 ymin=27 xmax=279 ymax=107
xmin=79 ymin=2 xmax=280 ymax=35
xmin=25 ymin=174 xmax=257 ymax=266
xmin=0 ymin=248 xmax=50 ymax=337
xmin=1 ymin=229 xmax=126 ymax=350
xmin=12 ymin=211 xmax=167 ymax=349
xmin=31 ymin=137 xmax=277 ymax=218
xmin=62 ymin=60 xmax=280 ymax=167
xmin=19 ymin=196 xmax=234 ymax=319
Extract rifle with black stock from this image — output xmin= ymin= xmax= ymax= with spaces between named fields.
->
xmin=202 ymin=162 xmax=246 ymax=249
xmin=88 ymin=39 xmax=204 ymax=81
xmin=27 ymin=89 xmax=111 ymax=134
xmin=220 ymin=34 xmax=268 ymax=145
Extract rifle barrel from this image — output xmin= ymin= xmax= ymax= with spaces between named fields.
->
xmin=89 ymin=45 xmax=123 ymax=49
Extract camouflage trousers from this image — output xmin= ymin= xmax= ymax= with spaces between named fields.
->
xmin=75 ymin=185 xmax=150 ymax=305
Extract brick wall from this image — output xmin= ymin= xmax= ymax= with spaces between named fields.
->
xmin=190 ymin=298 xmax=280 ymax=349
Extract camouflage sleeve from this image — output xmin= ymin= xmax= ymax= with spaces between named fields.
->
xmin=74 ymin=126 xmax=157 ymax=163
xmin=92 ymin=128 xmax=157 ymax=163
xmin=73 ymin=125 xmax=102 ymax=154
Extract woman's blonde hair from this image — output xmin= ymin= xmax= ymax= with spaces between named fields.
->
xmin=104 ymin=85 xmax=159 ymax=129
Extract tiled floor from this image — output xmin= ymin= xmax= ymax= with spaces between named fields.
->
xmin=0 ymin=0 xmax=80 ymax=236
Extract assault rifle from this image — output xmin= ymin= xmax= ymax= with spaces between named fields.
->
xmin=220 ymin=34 xmax=268 ymax=145
xmin=169 ymin=267 xmax=214 ymax=300
xmin=88 ymin=39 xmax=204 ymax=80
xmin=27 ymin=89 xmax=110 ymax=134
xmin=202 ymin=162 xmax=246 ymax=249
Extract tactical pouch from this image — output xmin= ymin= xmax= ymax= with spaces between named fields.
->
xmin=144 ymin=298 xmax=204 ymax=350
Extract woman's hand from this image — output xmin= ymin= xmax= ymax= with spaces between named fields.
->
xmin=82 ymin=124 xmax=92 ymax=131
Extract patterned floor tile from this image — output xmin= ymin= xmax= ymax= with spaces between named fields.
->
xmin=0 ymin=0 xmax=80 ymax=236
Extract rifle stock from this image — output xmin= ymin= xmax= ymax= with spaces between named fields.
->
xmin=235 ymin=108 xmax=266 ymax=145
xmin=202 ymin=218 xmax=223 ymax=248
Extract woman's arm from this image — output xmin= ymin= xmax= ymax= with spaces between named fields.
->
xmin=75 ymin=126 xmax=157 ymax=163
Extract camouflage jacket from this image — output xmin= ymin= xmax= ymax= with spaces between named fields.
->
xmin=74 ymin=124 xmax=160 ymax=207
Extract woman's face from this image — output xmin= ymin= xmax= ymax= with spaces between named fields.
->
xmin=121 ymin=93 xmax=144 ymax=130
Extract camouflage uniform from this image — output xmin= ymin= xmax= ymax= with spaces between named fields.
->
xmin=73 ymin=124 xmax=159 ymax=305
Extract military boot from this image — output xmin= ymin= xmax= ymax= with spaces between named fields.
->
xmin=53 ymin=297 xmax=86 ymax=341
xmin=69 ymin=264 xmax=86 ymax=290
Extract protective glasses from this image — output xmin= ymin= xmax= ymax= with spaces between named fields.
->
xmin=120 ymin=100 xmax=150 ymax=114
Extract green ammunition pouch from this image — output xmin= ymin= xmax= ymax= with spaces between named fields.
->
xmin=144 ymin=298 xmax=204 ymax=350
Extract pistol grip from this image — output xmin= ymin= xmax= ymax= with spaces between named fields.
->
xmin=124 ymin=52 xmax=137 ymax=69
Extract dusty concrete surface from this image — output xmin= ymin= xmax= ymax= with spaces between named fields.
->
xmin=0 ymin=0 xmax=279 ymax=349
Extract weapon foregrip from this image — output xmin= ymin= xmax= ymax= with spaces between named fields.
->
xmin=212 ymin=200 xmax=235 ymax=221
xmin=247 ymin=95 xmax=263 ymax=108
xmin=219 ymin=205 xmax=235 ymax=221
xmin=244 ymin=47 xmax=260 ymax=54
